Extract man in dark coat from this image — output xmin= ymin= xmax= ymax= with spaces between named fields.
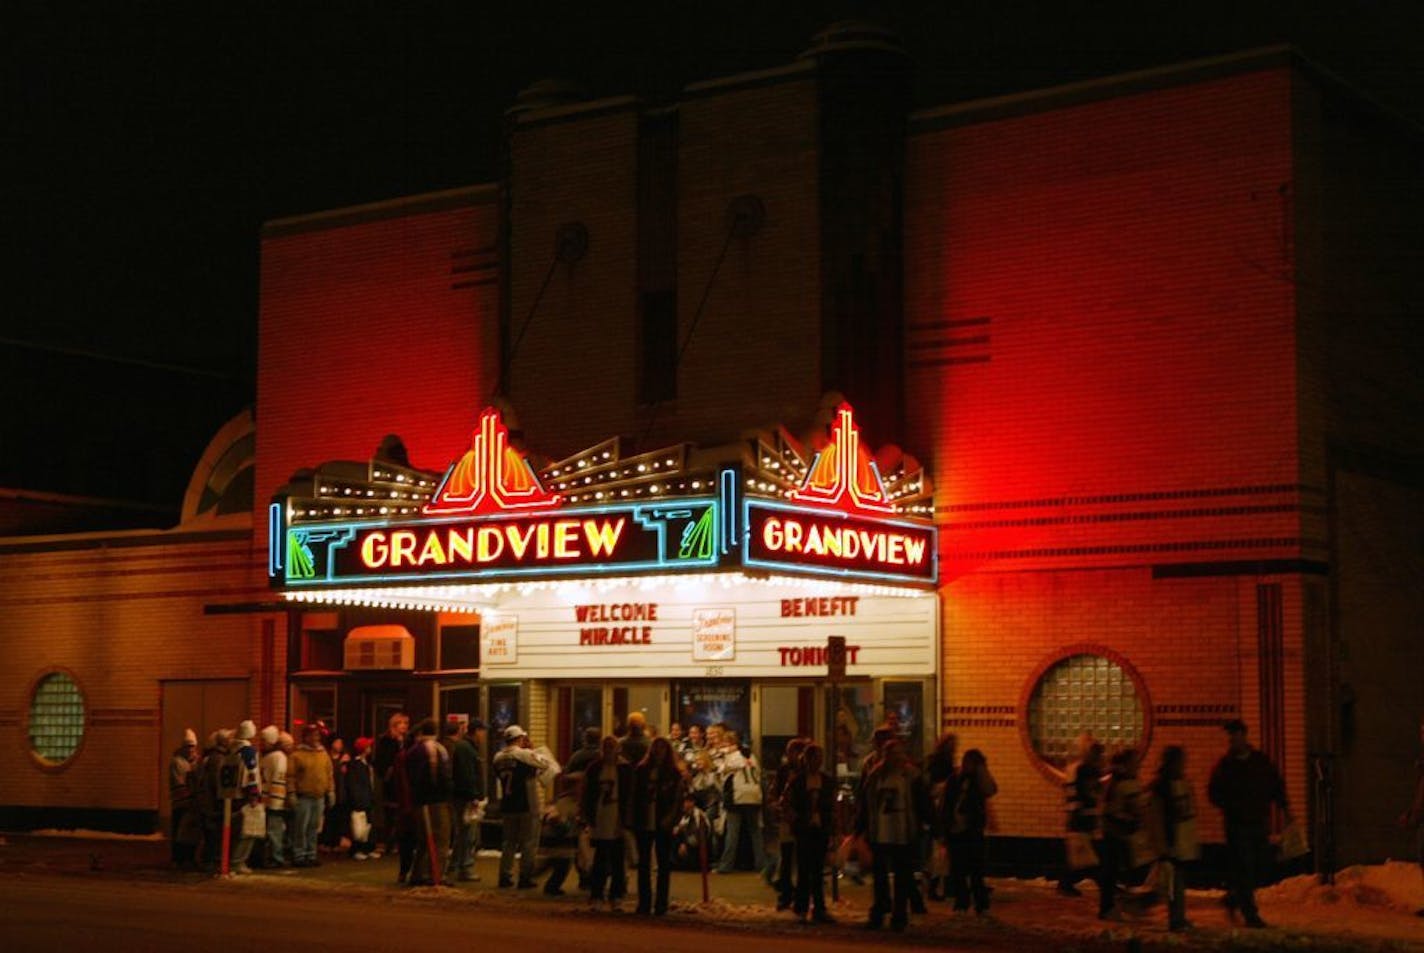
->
xmin=1208 ymin=719 xmax=1290 ymax=928
xmin=442 ymin=717 xmax=485 ymax=881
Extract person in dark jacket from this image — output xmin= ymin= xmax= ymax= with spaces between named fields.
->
xmin=943 ymin=748 xmax=998 ymax=914
xmin=442 ymin=717 xmax=484 ymax=881
xmin=371 ymin=712 xmax=409 ymax=859
xmin=579 ymin=734 xmax=633 ymax=908
xmin=1148 ymin=745 xmax=1198 ymax=931
xmin=1207 ymin=720 xmax=1289 ymax=928
xmin=857 ymin=739 xmax=932 ymax=932
xmin=406 ymin=718 xmax=453 ymax=886
xmin=632 ymin=736 xmax=686 ymax=915
xmin=1064 ymin=742 xmax=1107 ymax=910
xmin=565 ymin=727 xmax=601 ymax=777
xmin=924 ymin=732 xmax=958 ymax=901
xmin=783 ymin=742 xmax=836 ymax=924
xmin=493 ymin=724 xmax=552 ymax=888
xmin=769 ymin=737 xmax=809 ymax=910
xmin=1099 ymin=748 xmax=1142 ymax=921
xmin=345 ymin=737 xmax=376 ymax=859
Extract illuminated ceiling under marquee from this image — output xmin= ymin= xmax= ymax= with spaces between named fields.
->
xmin=270 ymin=401 xmax=936 ymax=596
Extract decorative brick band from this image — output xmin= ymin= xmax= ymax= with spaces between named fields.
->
xmin=942 ymin=705 xmax=1016 ymax=715
xmin=943 ymin=718 xmax=1016 ymax=728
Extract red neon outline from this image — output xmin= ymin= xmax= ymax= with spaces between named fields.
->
xmin=424 ymin=408 xmax=562 ymax=516
xmin=789 ymin=403 xmax=896 ymax=515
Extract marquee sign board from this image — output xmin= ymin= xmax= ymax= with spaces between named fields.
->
xmin=271 ymin=404 xmax=938 ymax=591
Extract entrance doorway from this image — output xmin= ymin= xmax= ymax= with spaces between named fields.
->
xmin=159 ymin=679 xmax=249 ymax=824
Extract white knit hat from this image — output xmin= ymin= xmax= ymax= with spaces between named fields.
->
xmin=182 ymin=728 xmax=198 ymax=747
xmin=236 ymin=719 xmax=257 ymax=741
xmin=259 ymin=725 xmax=280 ymax=746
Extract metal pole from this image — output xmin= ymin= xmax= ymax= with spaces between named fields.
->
xmin=220 ymin=799 xmax=232 ymax=877
xmin=423 ymin=804 xmax=441 ymax=886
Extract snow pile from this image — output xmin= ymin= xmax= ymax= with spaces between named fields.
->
xmin=25 ymin=828 xmax=164 ymax=842
xmin=1256 ymin=861 xmax=1423 ymax=914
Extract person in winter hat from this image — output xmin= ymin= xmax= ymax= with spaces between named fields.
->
xmin=169 ymin=728 xmax=200 ymax=867
xmin=258 ymin=725 xmax=289 ymax=868
xmin=493 ymin=725 xmax=553 ymax=889
xmin=345 ymin=737 xmax=377 ymax=859
xmin=226 ymin=721 xmax=263 ymax=874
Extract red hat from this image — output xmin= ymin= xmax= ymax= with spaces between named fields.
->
xmin=354 ymin=737 xmax=373 ymax=755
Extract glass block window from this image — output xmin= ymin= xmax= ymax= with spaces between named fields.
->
xmin=1027 ymin=653 xmax=1143 ymax=769
xmin=29 ymin=672 xmax=85 ymax=765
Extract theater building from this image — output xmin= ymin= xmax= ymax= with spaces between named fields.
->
xmin=5 ymin=27 xmax=1420 ymax=870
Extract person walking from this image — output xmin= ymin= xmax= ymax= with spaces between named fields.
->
xmin=1147 ymin=745 xmax=1198 ymax=931
xmin=1099 ymin=748 xmax=1143 ymax=921
xmin=1207 ymin=720 xmax=1290 ymax=928
xmin=168 ymin=728 xmax=199 ymax=868
xmin=858 ymin=738 xmax=931 ymax=931
xmin=258 ymin=726 xmax=290 ymax=868
xmin=783 ymin=741 xmax=836 ymax=924
xmin=1056 ymin=732 xmax=1097 ymax=897
xmin=406 ymin=718 xmax=453 ymax=886
xmin=1063 ymin=742 xmax=1108 ymax=911
xmin=924 ymin=731 xmax=959 ymax=901
xmin=580 ymin=734 xmax=632 ymax=908
xmin=632 ymin=737 xmax=685 ymax=915
xmin=944 ymin=748 xmax=998 ymax=915
xmin=288 ymin=723 xmax=334 ymax=868
xmin=493 ymin=724 xmax=552 ymax=889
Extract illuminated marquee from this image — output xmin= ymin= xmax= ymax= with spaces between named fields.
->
xmin=271 ymin=402 xmax=937 ymax=590
xmin=284 ymin=500 xmax=720 ymax=585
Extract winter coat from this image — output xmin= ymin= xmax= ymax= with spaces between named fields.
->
xmin=1208 ymin=748 xmax=1287 ymax=827
xmin=1146 ymin=775 xmax=1199 ymax=860
xmin=783 ymin=770 xmax=835 ymax=837
xmin=1065 ymin=762 xmax=1104 ymax=835
xmin=859 ymin=760 xmax=931 ymax=845
xmin=259 ymin=749 xmax=289 ymax=811
xmin=345 ymin=756 xmax=375 ymax=812
xmin=631 ymin=761 xmax=685 ymax=833
xmin=494 ymin=744 xmax=550 ymax=815
xmin=405 ymin=737 xmax=453 ymax=806
xmin=564 ymin=743 xmax=600 ymax=778
xmin=578 ymin=756 xmax=633 ymax=830
xmin=220 ymin=741 xmax=261 ymax=801
xmin=169 ymin=748 xmax=195 ymax=811
xmin=943 ymin=764 xmax=998 ymax=837
xmin=444 ymin=737 xmax=482 ymax=801
xmin=1102 ymin=774 xmax=1142 ymax=841
xmin=619 ymin=732 xmax=650 ymax=767
xmin=289 ymin=744 xmax=334 ymax=798
xmin=195 ymin=747 xmax=224 ymax=817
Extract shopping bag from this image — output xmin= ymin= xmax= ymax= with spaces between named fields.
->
xmin=1278 ymin=820 xmax=1309 ymax=860
xmin=240 ymin=802 xmax=267 ymax=838
xmin=350 ymin=810 xmax=371 ymax=843
xmin=1064 ymin=831 xmax=1099 ymax=870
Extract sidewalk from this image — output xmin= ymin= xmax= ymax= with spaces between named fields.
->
xmin=2 ymin=831 xmax=1421 ymax=952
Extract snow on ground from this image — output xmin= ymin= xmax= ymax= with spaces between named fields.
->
xmin=1257 ymin=861 xmax=1424 ymax=913
xmin=23 ymin=829 xmax=165 ymax=842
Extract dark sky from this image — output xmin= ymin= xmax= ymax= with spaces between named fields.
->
xmin=6 ymin=1 xmax=1423 ymax=507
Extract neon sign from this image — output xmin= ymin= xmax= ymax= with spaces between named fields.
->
xmin=271 ymin=402 xmax=938 ymax=590
xmin=743 ymin=499 xmax=936 ymax=585
xmin=282 ymin=499 xmax=721 ymax=586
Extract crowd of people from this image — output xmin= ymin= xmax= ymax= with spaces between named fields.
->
xmin=165 ymin=710 xmax=1420 ymax=932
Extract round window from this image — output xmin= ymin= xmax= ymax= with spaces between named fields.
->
xmin=1025 ymin=651 xmax=1146 ymax=770
xmin=28 ymin=671 xmax=85 ymax=766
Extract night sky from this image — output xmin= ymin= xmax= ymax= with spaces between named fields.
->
xmin=7 ymin=1 xmax=1423 ymax=509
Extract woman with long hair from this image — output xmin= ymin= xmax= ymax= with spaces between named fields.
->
xmin=783 ymin=741 xmax=836 ymax=923
xmin=579 ymin=735 xmax=632 ymax=908
xmin=633 ymin=736 xmax=686 ymax=915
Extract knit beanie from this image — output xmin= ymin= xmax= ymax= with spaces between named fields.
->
xmin=259 ymin=725 xmax=280 ymax=746
xmin=182 ymin=728 xmax=198 ymax=747
xmin=237 ymin=719 xmax=257 ymax=741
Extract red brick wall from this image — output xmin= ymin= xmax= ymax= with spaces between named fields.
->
xmin=906 ymin=69 xmax=1310 ymax=836
xmin=257 ymin=192 xmax=500 ymax=555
